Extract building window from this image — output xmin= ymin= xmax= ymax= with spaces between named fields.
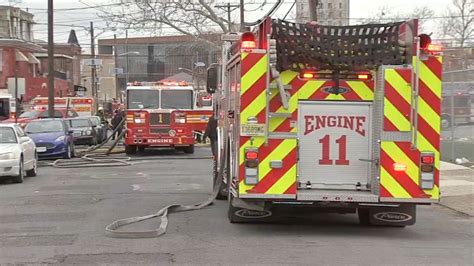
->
xmin=339 ymin=2 xmax=342 ymax=8
xmin=0 ymin=49 xmax=3 ymax=72
xmin=328 ymin=3 xmax=332 ymax=8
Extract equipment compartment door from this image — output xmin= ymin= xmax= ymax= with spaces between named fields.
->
xmin=298 ymin=101 xmax=372 ymax=190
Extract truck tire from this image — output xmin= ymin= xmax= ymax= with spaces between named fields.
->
xmin=125 ymin=145 xmax=137 ymax=155
xmin=183 ymin=145 xmax=194 ymax=154
xmin=213 ymin=158 xmax=228 ymax=200
xmin=357 ymin=208 xmax=371 ymax=226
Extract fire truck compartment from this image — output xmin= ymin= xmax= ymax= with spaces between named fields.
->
xmin=297 ymin=101 xmax=373 ymax=193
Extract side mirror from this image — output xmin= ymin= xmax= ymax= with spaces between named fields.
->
xmin=20 ymin=136 xmax=30 ymax=143
xmin=68 ymin=130 xmax=74 ymax=135
xmin=206 ymin=66 xmax=218 ymax=94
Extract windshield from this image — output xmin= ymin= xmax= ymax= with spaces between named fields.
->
xmin=68 ymin=119 xmax=90 ymax=128
xmin=89 ymin=117 xmax=100 ymax=126
xmin=25 ymin=120 xmax=64 ymax=134
xmin=161 ymin=90 xmax=193 ymax=109
xmin=127 ymin=89 xmax=160 ymax=109
xmin=0 ymin=127 xmax=17 ymax=143
xmin=19 ymin=110 xmax=41 ymax=118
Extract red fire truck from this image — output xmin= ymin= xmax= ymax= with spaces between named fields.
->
xmin=124 ymin=81 xmax=195 ymax=154
xmin=188 ymin=91 xmax=213 ymax=141
xmin=208 ymin=18 xmax=443 ymax=226
xmin=31 ymin=97 xmax=94 ymax=117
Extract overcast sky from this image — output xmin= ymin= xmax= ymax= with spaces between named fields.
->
xmin=1 ymin=0 xmax=455 ymax=49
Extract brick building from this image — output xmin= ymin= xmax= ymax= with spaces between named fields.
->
xmin=0 ymin=6 xmax=70 ymax=105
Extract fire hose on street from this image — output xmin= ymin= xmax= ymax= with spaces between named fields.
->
xmin=104 ymin=138 xmax=226 ymax=238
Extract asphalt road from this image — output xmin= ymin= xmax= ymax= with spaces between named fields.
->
xmin=0 ymin=147 xmax=472 ymax=265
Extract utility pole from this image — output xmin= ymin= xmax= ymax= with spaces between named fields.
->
xmin=90 ymin=21 xmax=97 ymax=111
xmin=215 ymin=3 xmax=240 ymax=32
xmin=125 ymin=29 xmax=129 ymax=86
xmin=47 ymin=0 xmax=54 ymax=118
xmin=239 ymin=0 xmax=245 ymax=31
xmin=308 ymin=0 xmax=319 ymax=22
xmin=114 ymin=33 xmax=118 ymax=99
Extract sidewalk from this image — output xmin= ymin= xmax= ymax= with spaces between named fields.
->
xmin=439 ymin=161 xmax=474 ymax=216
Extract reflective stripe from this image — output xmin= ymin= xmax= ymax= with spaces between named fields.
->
xmin=346 ymin=81 xmax=374 ymax=100
xmin=380 ymin=167 xmax=412 ymax=198
xmin=241 ymin=55 xmax=267 ymax=94
xmin=384 ymin=99 xmax=411 ymax=131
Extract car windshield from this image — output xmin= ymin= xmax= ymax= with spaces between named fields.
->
xmin=161 ymin=90 xmax=193 ymax=109
xmin=127 ymin=89 xmax=160 ymax=109
xmin=0 ymin=127 xmax=17 ymax=143
xmin=89 ymin=117 xmax=100 ymax=126
xmin=25 ymin=120 xmax=64 ymax=134
xmin=68 ymin=119 xmax=90 ymax=128
xmin=19 ymin=110 xmax=41 ymax=118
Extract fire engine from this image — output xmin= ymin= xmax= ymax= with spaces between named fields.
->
xmin=188 ymin=91 xmax=213 ymax=142
xmin=208 ymin=18 xmax=443 ymax=226
xmin=31 ymin=97 xmax=95 ymax=117
xmin=124 ymin=81 xmax=195 ymax=154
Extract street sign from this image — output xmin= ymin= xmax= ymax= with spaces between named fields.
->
xmin=83 ymin=58 xmax=103 ymax=67
xmin=110 ymin=68 xmax=124 ymax=75
xmin=7 ymin=77 xmax=25 ymax=96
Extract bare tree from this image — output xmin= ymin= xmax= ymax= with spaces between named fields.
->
xmin=358 ymin=6 xmax=434 ymax=32
xmin=95 ymin=0 xmax=232 ymax=47
xmin=440 ymin=0 xmax=474 ymax=47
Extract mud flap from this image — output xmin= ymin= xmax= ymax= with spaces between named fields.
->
xmin=368 ymin=204 xmax=416 ymax=226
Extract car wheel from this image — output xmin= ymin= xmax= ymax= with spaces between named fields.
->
xmin=63 ymin=143 xmax=73 ymax=159
xmin=441 ymin=115 xmax=451 ymax=128
xmin=13 ymin=157 xmax=24 ymax=183
xmin=26 ymin=153 xmax=38 ymax=177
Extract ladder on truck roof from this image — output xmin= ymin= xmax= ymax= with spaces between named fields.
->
xmin=264 ymin=19 xmax=414 ymax=141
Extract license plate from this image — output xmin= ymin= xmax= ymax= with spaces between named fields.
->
xmin=148 ymin=138 xmax=173 ymax=144
xmin=73 ymin=132 xmax=81 ymax=137
xmin=241 ymin=124 xmax=266 ymax=136
xmin=37 ymin=147 xmax=47 ymax=152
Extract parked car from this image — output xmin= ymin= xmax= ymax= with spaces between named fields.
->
xmin=65 ymin=117 xmax=98 ymax=146
xmin=88 ymin=116 xmax=108 ymax=143
xmin=24 ymin=119 xmax=75 ymax=159
xmin=1 ymin=108 xmax=79 ymax=128
xmin=0 ymin=123 xmax=38 ymax=183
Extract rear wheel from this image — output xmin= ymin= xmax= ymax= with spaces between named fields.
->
xmin=183 ymin=145 xmax=194 ymax=154
xmin=125 ymin=145 xmax=137 ymax=155
xmin=13 ymin=158 xmax=24 ymax=183
xmin=26 ymin=153 xmax=38 ymax=177
xmin=213 ymin=158 xmax=228 ymax=200
xmin=357 ymin=208 xmax=371 ymax=226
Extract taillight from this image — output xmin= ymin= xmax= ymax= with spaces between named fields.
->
xmin=420 ymin=152 xmax=435 ymax=190
xmin=245 ymin=151 xmax=258 ymax=160
xmin=393 ymin=163 xmax=407 ymax=172
xmin=427 ymin=43 xmax=443 ymax=53
xmin=421 ymin=155 xmax=434 ymax=165
xmin=244 ymin=148 xmax=259 ymax=184
xmin=241 ymin=32 xmax=256 ymax=49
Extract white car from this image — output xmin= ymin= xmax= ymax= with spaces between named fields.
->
xmin=0 ymin=123 xmax=38 ymax=183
